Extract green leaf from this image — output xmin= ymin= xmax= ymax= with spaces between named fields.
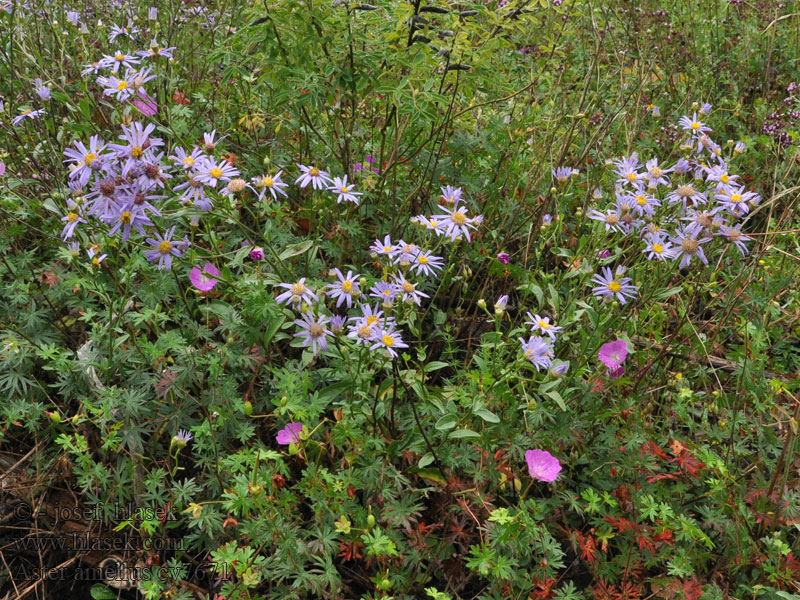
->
xmin=655 ymin=286 xmax=682 ymax=300
xmin=90 ymin=585 xmax=117 ymax=600
xmin=278 ymin=240 xmax=314 ymax=260
xmin=449 ymin=429 xmax=481 ymax=439
xmin=474 ymin=408 xmax=500 ymax=423
xmin=435 ymin=414 xmax=458 ymax=431
xmin=418 ymin=452 xmax=434 ymax=468
xmin=545 ymin=390 xmax=567 ymax=411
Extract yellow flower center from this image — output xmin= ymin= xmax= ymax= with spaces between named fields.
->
xmin=382 ymin=335 xmax=394 ymax=347
xmin=291 ymin=282 xmax=306 ymax=296
xmin=120 ymin=211 xmax=131 ymax=224
xmin=92 ymin=257 xmax=101 ymax=267
xmin=115 ymin=53 xmax=124 ymax=61
xmin=652 ymin=243 xmax=663 ymax=254
xmin=720 ymin=174 xmax=729 ymax=183
xmin=606 ymin=213 xmax=619 ymax=224
xmin=366 ymin=316 xmax=379 ymax=326
xmin=402 ymin=282 xmax=415 ymax=293
xmin=158 ymin=240 xmax=172 ymax=254
xmin=452 ymin=212 xmax=467 ymax=225
xmin=537 ymin=319 xmax=550 ymax=329
xmin=636 ymin=195 xmax=646 ymax=206
xmin=117 ymin=80 xmax=128 ymax=90
xmin=650 ymin=167 xmax=662 ymax=177
xmin=429 ymin=219 xmax=438 ymax=227
xmin=691 ymin=121 xmax=700 ymax=130
xmin=309 ymin=167 xmax=319 ymax=176
xmin=183 ymin=157 xmax=194 ymax=166
xmin=383 ymin=246 xmax=392 ymax=253
xmin=626 ymin=173 xmax=637 ymax=182
xmin=263 ymin=177 xmax=273 ymax=187
xmin=418 ymin=255 xmax=429 ymax=264
xmin=84 ymin=152 xmax=96 ymax=165
xmin=210 ymin=167 xmax=223 ymax=179
xmin=67 ymin=212 xmax=78 ymax=223
xmin=342 ymin=280 xmax=352 ymax=293
xmin=340 ymin=186 xmax=349 ymax=193
xmin=21 ymin=109 xmax=32 ymax=116
xmin=730 ymin=194 xmax=742 ymax=203
xmin=131 ymin=146 xmax=143 ymax=159
xmin=608 ymin=280 xmax=622 ymax=293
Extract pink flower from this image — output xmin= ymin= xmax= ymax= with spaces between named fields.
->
xmin=0 ymin=162 xmax=5 ymax=176
xmin=525 ymin=449 xmax=562 ymax=482
xmin=249 ymin=247 xmax=264 ymax=261
xmin=497 ymin=252 xmax=509 ymax=264
xmin=607 ymin=365 xmax=624 ymax=379
xmin=598 ymin=339 xmax=628 ymax=369
xmin=598 ymin=249 xmax=611 ymax=259
xmin=189 ymin=263 xmax=219 ymax=292
xmin=276 ymin=422 xmax=302 ymax=445
xmin=133 ymin=92 xmax=158 ymax=116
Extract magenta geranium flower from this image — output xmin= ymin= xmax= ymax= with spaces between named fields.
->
xmin=133 ymin=92 xmax=158 ymax=116
xmin=497 ymin=252 xmax=509 ymax=264
xmin=190 ymin=263 xmax=219 ymax=292
xmin=276 ymin=422 xmax=303 ymax=445
xmin=525 ymin=449 xmax=562 ymax=482
xmin=598 ymin=339 xmax=628 ymax=370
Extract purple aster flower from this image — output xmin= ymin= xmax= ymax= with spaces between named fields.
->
xmin=666 ymin=183 xmax=707 ymax=211
xmin=12 ymin=108 xmax=44 ymax=126
xmin=392 ymin=240 xmax=421 ymax=266
xmin=275 ymin=278 xmax=319 ymax=308
xmin=433 ymin=204 xmax=480 ymax=242
xmin=525 ymin=449 xmax=562 ymax=482
xmin=370 ymin=234 xmax=397 ymax=257
xmin=109 ymin=122 xmax=164 ymax=176
xmin=495 ymin=294 xmax=509 ymax=313
xmin=588 ymin=208 xmax=626 ymax=234
xmin=369 ymin=326 xmax=408 ymax=358
xmin=327 ymin=269 xmax=361 ymax=308
xmin=250 ymin=247 xmax=264 ymax=261
xmin=552 ymin=166 xmax=576 ymax=182
xmin=439 ymin=185 xmax=463 ymax=206
xmin=525 ymin=313 xmax=562 ymax=341
xmin=670 ymin=227 xmax=712 ymax=268
xmin=190 ymin=263 xmax=220 ymax=292
xmin=497 ymin=252 xmax=510 ymax=264
xmin=294 ymin=311 xmax=332 ymax=355
xmin=414 ymin=214 xmax=446 ymax=234
xmin=87 ymin=246 xmax=107 ymax=267
xmin=598 ymin=339 xmax=628 ymax=371
xmin=717 ymin=225 xmax=751 ymax=256
xmin=144 ymin=226 xmax=189 ymax=270
xmin=107 ymin=204 xmax=153 ymax=241
xmin=63 ymin=135 xmax=107 ymax=187
xmin=642 ymin=232 xmax=675 ymax=262
xmin=251 ymin=171 xmax=289 ymax=201
xmin=590 ymin=266 xmax=638 ymax=304
xmin=613 ymin=152 xmax=642 ymax=185
xmin=734 ymin=141 xmax=746 ymax=154
xmin=550 ymin=361 xmax=569 ymax=377
xmin=100 ymin=50 xmax=141 ymax=73
xmin=133 ymin=92 xmax=158 ymax=116
xmin=295 ymin=164 xmax=332 ymax=189
xmin=60 ymin=204 xmax=87 ymax=240
xmin=108 ymin=23 xmax=139 ymax=43
xmin=329 ymin=315 xmax=347 ymax=333
xmin=276 ymin=422 xmax=303 ymax=445
xmin=519 ymin=335 xmax=554 ymax=371
xmin=195 ymin=157 xmax=239 ymax=188
xmin=410 ymin=249 xmax=444 ymax=277
xmin=172 ymin=429 xmax=193 ymax=447
xmin=643 ymin=158 xmax=671 ymax=187
xmin=715 ymin=185 xmax=759 ymax=216
xmin=678 ymin=112 xmax=711 ymax=135
xmin=699 ymin=102 xmax=713 ymax=115
xmin=170 ymin=146 xmax=203 ymax=172
xmin=33 ymin=78 xmax=50 ymax=101
xmin=392 ymin=273 xmax=429 ymax=306
xmin=369 ymin=280 xmax=397 ymax=305
xmin=201 ymin=130 xmax=223 ymax=154
xmin=328 ymin=175 xmax=362 ymax=205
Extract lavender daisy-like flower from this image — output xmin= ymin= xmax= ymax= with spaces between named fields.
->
xmin=519 ymin=335 xmax=554 ymax=371
xmin=717 ymin=225 xmax=751 ymax=257
xmin=172 ymin=429 xmax=193 ymax=448
xmin=590 ymin=266 xmax=638 ymax=304
xmin=392 ymin=240 xmax=421 ymax=266
xmin=392 ymin=273 xmax=429 ymax=306
xmin=109 ymin=122 xmax=163 ymax=175
xmin=642 ymin=232 xmax=675 ymax=262
xmin=525 ymin=449 xmax=562 ymax=482
xmin=295 ymin=164 xmax=331 ymax=190
xmin=329 ymin=315 xmax=347 ymax=333
xmin=294 ymin=311 xmax=332 ymax=355
xmin=328 ymin=175 xmax=362 ymax=205
xmin=716 ymin=185 xmax=759 ymax=216
xmin=99 ymin=73 xmax=136 ymax=101
xmin=276 ymin=422 xmax=303 ymax=445
xmin=699 ymin=102 xmax=713 ymax=115
xmin=327 ymin=269 xmax=360 ymax=308
xmin=252 ymin=171 xmax=289 ymax=201
xmin=170 ymin=146 xmax=203 ymax=172
xmin=588 ymin=208 xmax=626 ymax=234
xmin=495 ymin=295 xmax=509 ymax=314
xmin=196 ymin=157 xmax=240 ymax=188
xmin=434 ymin=204 xmax=480 ymax=242
xmin=670 ymin=227 xmax=712 ymax=268
xmin=370 ymin=326 xmax=408 ymax=358
xmin=12 ymin=108 xmax=45 ymax=126
xmin=190 ymin=263 xmax=220 ymax=292
xmin=100 ymin=50 xmax=141 ymax=73
xmin=369 ymin=280 xmax=397 ymax=305
xmin=370 ymin=234 xmax=397 ymax=258
xmin=666 ymin=183 xmax=707 ymax=211
xmin=108 ymin=204 xmax=153 ymax=241
xmin=87 ymin=246 xmax=107 ymax=267
xmin=144 ymin=226 xmax=189 ymax=270
xmin=439 ymin=185 xmax=463 ymax=206
xmin=64 ymin=135 xmax=107 ymax=187
xmin=525 ymin=313 xmax=562 ymax=341
xmin=60 ymin=205 xmax=87 ymax=240
xmin=276 ymin=278 xmax=319 ymax=308
xmin=643 ymin=158 xmax=671 ymax=187
xmin=33 ymin=78 xmax=51 ymax=101
xmin=410 ymin=249 xmax=444 ymax=277
xmin=613 ymin=152 xmax=642 ymax=185
xmin=552 ymin=166 xmax=576 ymax=182
xmin=109 ymin=23 xmax=139 ymax=43
xmin=678 ymin=112 xmax=711 ymax=135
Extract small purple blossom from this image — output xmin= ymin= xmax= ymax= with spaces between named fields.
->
xmin=525 ymin=449 xmax=562 ymax=482
xmin=276 ymin=422 xmax=303 ymax=445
